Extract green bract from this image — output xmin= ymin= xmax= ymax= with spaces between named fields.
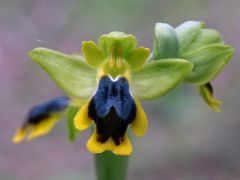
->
xmin=151 ymin=21 xmax=234 ymax=111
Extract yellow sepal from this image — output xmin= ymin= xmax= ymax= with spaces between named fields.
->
xmin=131 ymin=98 xmax=148 ymax=137
xmin=87 ymin=128 xmax=132 ymax=156
xmin=74 ymin=101 xmax=93 ymax=131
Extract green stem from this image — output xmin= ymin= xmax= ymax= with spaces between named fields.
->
xmin=66 ymin=106 xmax=79 ymax=141
xmin=95 ymin=151 xmax=129 ymax=180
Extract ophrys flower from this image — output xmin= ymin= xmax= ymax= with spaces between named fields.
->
xmin=13 ymin=31 xmax=193 ymax=155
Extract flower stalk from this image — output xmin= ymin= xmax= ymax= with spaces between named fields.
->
xmin=95 ymin=152 xmax=128 ymax=180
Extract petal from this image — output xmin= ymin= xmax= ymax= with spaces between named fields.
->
xmin=87 ymin=128 xmax=132 ymax=156
xmin=153 ymin=23 xmax=179 ymax=59
xmin=74 ymin=101 xmax=93 ymax=131
xmin=183 ymin=44 xmax=234 ymax=85
xmin=29 ymin=48 xmax=97 ymax=99
xmin=175 ymin=21 xmax=203 ymax=54
xmin=131 ymin=98 xmax=148 ymax=137
xmin=126 ymin=47 xmax=150 ymax=70
xmin=98 ymin=32 xmax=137 ymax=58
xmin=82 ymin=41 xmax=105 ymax=68
xmin=131 ymin=59 xmax=193 ymax=100
xmin=198 ymin=83 xmax=222 ymax=112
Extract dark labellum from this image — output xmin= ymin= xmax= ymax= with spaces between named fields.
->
xmin=88 ymin=76 xmax=136 ymax=145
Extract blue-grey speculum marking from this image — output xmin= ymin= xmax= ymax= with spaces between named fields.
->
xmin=88 ymin=75 xmax=136 ymax=145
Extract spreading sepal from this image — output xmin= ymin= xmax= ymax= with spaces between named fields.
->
xmin=29 ymin=48 xmax=97 ymax=100
xmin=131 ymin=59 xmax=193 ymax=100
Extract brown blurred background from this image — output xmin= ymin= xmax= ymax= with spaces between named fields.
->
xmin=0 ymin=0 xmax=240 ymax=179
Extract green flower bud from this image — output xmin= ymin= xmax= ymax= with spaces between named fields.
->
xmin=151 ymin=21 xmax=234 ymax=111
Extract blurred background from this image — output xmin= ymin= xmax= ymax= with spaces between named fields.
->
xmin=0 ymin=0 xmax=240 ymax=179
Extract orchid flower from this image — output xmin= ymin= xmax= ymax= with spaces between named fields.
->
xmin=13 ymin=31 xmax=193 ymax=155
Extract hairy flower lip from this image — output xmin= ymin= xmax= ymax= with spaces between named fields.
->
xmin=74 ymin=75 xmax=148 ymax=155
xmin=88 ymin=75 xmax=136 ymax=145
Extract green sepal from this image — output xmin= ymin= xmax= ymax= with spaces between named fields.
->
xmin=153 ymin=23 xmax=179 ymax=59
xmin=186 ymin=29 xmax=223 ymax=52
xmin=66 ymin=105 xmax=80 ymax=141
xmin=82 ymin=41 xmax=105 ymax=68
xmin=175 ymin=21 xmax=204 ymax=54
xmin=98 ymin=31 xmax=137 ymax=58
xmin=126 ymin=47 xmax=150 ymax=70
xmin=70 ymin=54 xmax=84 ymax=60
xmin=198 ymin=83 xmax=222 ymax=112
xmin=29 ymin=48 xmax=97 ymax=99
xmin=131 ymin=59 xmax=193 ymax=100
xmin=183 ymin=44 xmax=234 ymax=85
